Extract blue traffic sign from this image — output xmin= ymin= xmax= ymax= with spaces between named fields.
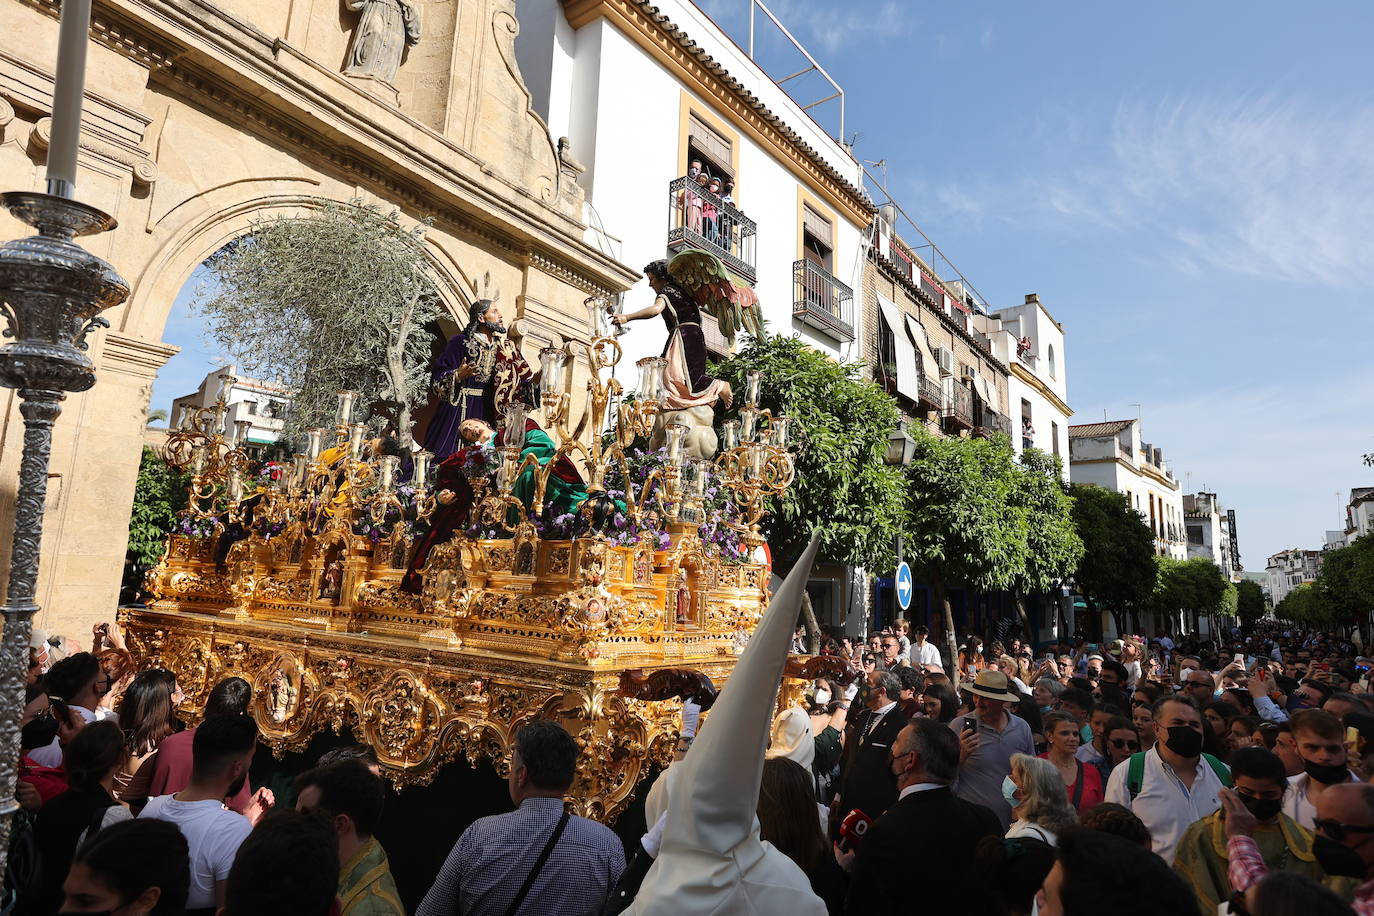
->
xmin=895 ymin=561 xmax=913 ymax=611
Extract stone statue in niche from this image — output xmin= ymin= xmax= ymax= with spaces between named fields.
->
xmin=343 ymin=0 xmax=421 ymax=86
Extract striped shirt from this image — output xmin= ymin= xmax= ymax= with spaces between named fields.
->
xmin=416 ymin=796 xmax=625 ymax=916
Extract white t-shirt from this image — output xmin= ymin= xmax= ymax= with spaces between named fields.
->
xmin=139 ymin=795 xmax=253 ymax=909
xmin=1006 ymin=819 xmax=1058 ymax=846
xmin=27 ymin=704 xmax=116 ymax=768
xmin=1284 ymin=771 xmax=1362 ymax=831
xmin=909 ymin=641 xmax=942 ymax=668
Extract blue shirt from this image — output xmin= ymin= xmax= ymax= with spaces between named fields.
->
xmin=416 ymin=796 xmax=625 ymax=916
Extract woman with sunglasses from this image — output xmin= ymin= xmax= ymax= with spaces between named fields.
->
xmin=1095 ymin=717 xmax=1139 ymax=783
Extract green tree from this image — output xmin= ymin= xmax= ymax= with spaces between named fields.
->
xmin=1006 ymin=449 xmax=1083 ymax=643
xmin=1235 ymin=579 xmax=1266 ymax=623
xmin=1313 ymin=534 xmax=1374 ymax=636
xmin=711 ymin=335 xmax=905 ymax=571
xmin=1151 ymin=556 xmax=1228 ymax=632
xmin=1276 ymin=583 xmax=1332 ymax=626
xmin=198 ymin=198 xmax=441 ymax=445
xmin=1069 ymin=484 xmax=1156 ymax=635
xmin=127 ymin=446 xmax=189 ymax=566
xmin=901 ymin=428 xmax=1027 ymax=669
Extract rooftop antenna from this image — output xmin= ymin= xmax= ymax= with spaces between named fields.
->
xmin=862 ymin=158 xmax=887 ymax=195
xmin=1128 ymin=403 xmax=1142 ymax=426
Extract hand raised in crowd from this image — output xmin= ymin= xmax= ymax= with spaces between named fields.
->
xmin=243 ymin=786 xmax=276 ymax=826
xmin=1218 ymin=787 xmax=1257 ymax=840
xmin=958 ymin=726 xmax=979 ymax=763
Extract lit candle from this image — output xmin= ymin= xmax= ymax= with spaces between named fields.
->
xmin=45 ymin=0 xmax=92 ymax=198
xmin=503 ymin=406 xmax=527 ymax=452
xmin=412 ymin=450 xmax=432 ymax=488
xmin=539 ymin=348 xmax=569 ymax=402
xmin=665 ymin=423 xmax=687 ymax=467
xmin=769 ymin=415 xmax=791 ymax=448
xmin=721 ymin=420 xmax=740 ymax=452
xmin=347 ymin=423 xmax=367 ymax=461
xmin=336 ymin=390 xmax=359 ymax=427
xmin=745 ymin=371 xmax=762 ymax=409
xmin=739 ymin=407 xmax=759 ymax=443
xmin=378 ymin=456 xmax=399 ymax=491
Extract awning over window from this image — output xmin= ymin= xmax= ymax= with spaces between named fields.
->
xmin=877 ymin=294 xmax=920 ymax=401
xmin=904 ymin=314 xmax=939 ymax=381
xmin=974 ymin=374 xmax=996 ymax=410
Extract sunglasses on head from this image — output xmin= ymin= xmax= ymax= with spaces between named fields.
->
xmin=1314 ymin=818 xmax=1374 ymax=843
xmin=1110 ymin=738 xmax=1139 ymax=750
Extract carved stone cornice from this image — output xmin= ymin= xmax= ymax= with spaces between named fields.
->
xmin=563 ymin=0 xmax=874 ymax=227
xmin=1008 ymin=361 xmax=1074 ymax=417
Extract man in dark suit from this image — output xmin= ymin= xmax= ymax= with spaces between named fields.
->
xmin=831 ymin=669 xmax=906 ymax=837
xmin=843 ymin=718 xmax=1002 ymax=915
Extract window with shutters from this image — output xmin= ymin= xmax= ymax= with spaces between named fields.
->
xmin=687 ymin=114 xmax=733 ymax=181
xmin=801 ymin=204 xmax=833 ymax=272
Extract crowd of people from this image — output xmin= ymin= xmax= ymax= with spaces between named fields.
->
xmin=11 ymin=615 xmax=1374 ymax=915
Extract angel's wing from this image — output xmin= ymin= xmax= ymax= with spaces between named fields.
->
xmin=666 ymin=250 xmax=765 ymax=349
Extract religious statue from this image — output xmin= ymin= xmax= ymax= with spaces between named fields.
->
xmin=268 ymin=657 xmax=300 ymax=724
xmin=319 ymin=560 xmax=344 ymax=601
xmin=674 ymin=568 xmax=691 ymax=625
xmin=612 ymin=251 xmax=764 ymax=411
xmin=421 ymin=299 xmax=532 ymax=461
xmin=343 ymin=0 xmax=421 ymax=86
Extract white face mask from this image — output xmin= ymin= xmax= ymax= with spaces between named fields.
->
xmin=814 ymin=689 xmax=831 ymax=705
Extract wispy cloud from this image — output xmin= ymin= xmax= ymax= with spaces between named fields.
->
xmin=1082 ymin=367 xmax=1374 ymax=564
xmin=935 ymin=93 xmax=1374 ymax=288
xmin=764 ymin=0 xmax=913 ymax=54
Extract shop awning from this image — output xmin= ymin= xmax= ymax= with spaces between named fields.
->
xmin=877 ymin=294 xmax=921 ymax=401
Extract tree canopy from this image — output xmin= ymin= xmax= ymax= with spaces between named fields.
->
xmin=197 ymin=198 xmax=441 ymax=445
xmin=1235 ymin=578 xmax=1266 ymax=622
xmin=127 ymin=446 xmax=189 ymax=566
xmin=1068 ymin=484 xmax=1156 ymax=629
xmin=711 ymin=335 xmax=905 ymax=571
xmin=1005 ymin=448 xmax=1083 ymax=640
xmin=1150 ymin=556 xmax=1229 ymax=630
xmin=1276 ymin=534 xmax=1374 ymax=631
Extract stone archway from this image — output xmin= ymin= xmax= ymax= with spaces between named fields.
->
xmin=0 ymin=0 xmax=639 ymax=635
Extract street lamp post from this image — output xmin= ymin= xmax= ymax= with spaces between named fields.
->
xmin=0 ymin=192 xmax=127 ymax=858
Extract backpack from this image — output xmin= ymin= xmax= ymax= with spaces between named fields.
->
xmin=1126 ymin=750 xmax=1231 ymax=800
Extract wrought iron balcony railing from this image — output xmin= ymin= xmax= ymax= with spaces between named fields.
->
xmin=943 ymin=382 xmax=973 ymax=427
xmin=792 ymin=259 xmax=855 ymax=341
xmin=667 ymin=176 xmax=757 ymax=282
xmin=975 ymin=408 xmax=1012 ymax=439
xmin=918 ymin=374 xmax=944 ymax=410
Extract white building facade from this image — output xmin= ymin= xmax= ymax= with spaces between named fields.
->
xmin=1346 ymin=487 xmax=1374 ymax=543
xmin=1183 ymin=492 xmax=1240 ymax=580
xmin=1266 ymin=549 xmax=1323 ymax=605
xmin=514 ymin=0 xmax=873 ymax=373
xmin=987 ymin=294 xmax=1072 ymax=476
xmin=1068 ymin=419 xmax=1186 ymax=560
xmin=170 ymin=367 xmax=290 ymax=456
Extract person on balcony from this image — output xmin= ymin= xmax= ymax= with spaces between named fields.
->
xmin=679 ymin=166 xmax=705 ymax=236
xmin=612 ymin=259 xmax=734 ymax=410
xmin=703 ymin=177 xmax=723 ymax=246
xmin=720 ymin=178 xmax=737 ymax=256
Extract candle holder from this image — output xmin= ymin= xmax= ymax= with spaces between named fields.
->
xmin=162 ymin=371 xmax=251 ymax=525
xmin=0 ymin=190 xmax=128 ymax=858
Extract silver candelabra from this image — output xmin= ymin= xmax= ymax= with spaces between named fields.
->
xmin=0 ymin=190 xmax=127 ymax=857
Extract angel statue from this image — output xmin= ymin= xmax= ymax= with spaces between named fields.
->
xmin=343 ymin=0 xmax=421 ymax=86
xmin=612 ymin=250 xmax=763 ymax=411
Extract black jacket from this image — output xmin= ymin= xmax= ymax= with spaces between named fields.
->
xmin=831 ymin=705 xmax=906 ymax=836
xmin=844 ymin=785 xmax=1001 ymax=916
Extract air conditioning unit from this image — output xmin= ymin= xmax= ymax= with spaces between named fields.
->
xmin=935 ymin=347 xmax=955 ymax=376
xmin=962 ymin=364 xmax=978 ymax=382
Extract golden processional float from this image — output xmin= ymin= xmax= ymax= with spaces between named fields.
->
xmin=118 ymin=298 xmax=813 ymax=822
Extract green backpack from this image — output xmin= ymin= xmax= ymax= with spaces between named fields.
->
xmin=1126 ymin=750 xmax=1231 ymax=799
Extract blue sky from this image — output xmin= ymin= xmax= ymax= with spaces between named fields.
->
xmin=693 ymin=0 xmax=1374 ymax=570
xmin=152 ymin=0 xmax=1374 ymax=572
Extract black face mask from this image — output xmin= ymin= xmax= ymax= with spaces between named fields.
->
xmin=1303 ymin=758 xmax=1350 ymax=785
xmin=20 ymin=714 xmax=58 ymax=753
xmin=1164 ymin=725 xmax=1204 ymax=758
xmin=1238 ymin=793 xmax=1283 ymax=822
xmin=1314 ymin=834 xmax=1369 ymax=878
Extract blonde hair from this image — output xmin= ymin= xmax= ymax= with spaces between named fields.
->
xmin=1011 ymin=753 xmax=1077 ymax=832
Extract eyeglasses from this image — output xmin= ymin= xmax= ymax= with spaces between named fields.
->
xmin=1110 ymin=738 xmax=1140 ymax=750
xmin=1314 ymin=818 xmax=1374 ymax=843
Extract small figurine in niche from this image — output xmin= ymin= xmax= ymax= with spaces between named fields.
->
xmin=319 ymin=559 xmax=344 ymax=601
xmin=675 ymin=568 xmax=692 ymax=625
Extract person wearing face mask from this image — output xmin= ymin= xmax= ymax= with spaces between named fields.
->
xmin=1103 ymin=697 xmax=1232 ymax=865
xmin=830 ymin=670 xmax=905 ymax=838
xmin=1285 ymin=710 xmax=1362 ymax=831
xmin=1174 ymin=747 xmax=1334 ymax=915
xmin=1003 ymin=754 xmax=1076 ymax=846
xmin=137 ymin=715 xmax=265 ymax=913
xmin=1226 ymin=781 xmax=1374 ymax=914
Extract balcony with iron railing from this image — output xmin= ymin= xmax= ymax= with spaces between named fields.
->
xmin=919 ymin=374 xmax=944 ymax=411
xmin=792 ymin=258 xmax=855 ymax=341
xmin=974 ymin=407 xmax=1012 ymax=440
xmin=667 ymin=176 xmax=757 ymax=283
xmin=942 ymin=382 xmax=973 ymax=428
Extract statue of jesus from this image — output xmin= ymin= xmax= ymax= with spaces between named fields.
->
xmin=343 ymin=0 xmax=421 ymax=86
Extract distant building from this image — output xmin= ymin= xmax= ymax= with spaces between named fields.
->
xmin=989 ymin=294 xmax=1072 ymax=476
xmin=1183 ymin=492 xmax=1241 ymax=580
xmin=1345 ymin=487 xmax=1374 ymax=543
xmin=169 ymin=366 xmax=291 ymax=460
xmin=1068 ymin=419 xmax=1185 ymax=560
xmin=1266 ymin=548 xmax=1323 ymax=605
